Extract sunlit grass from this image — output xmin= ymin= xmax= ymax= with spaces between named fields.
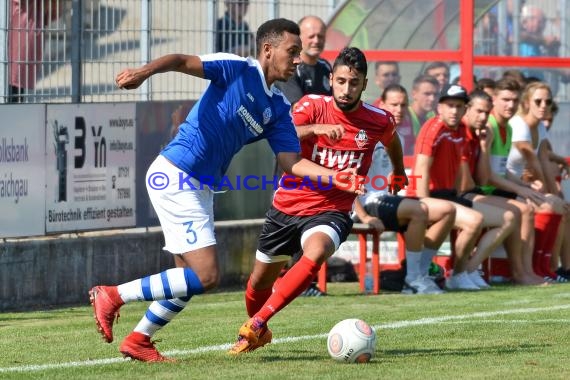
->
xmin=1 ymin=283 xmax=569 ymax=379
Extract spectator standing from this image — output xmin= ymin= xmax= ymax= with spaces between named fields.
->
xmin=8 ymin=0 xmax=60 ymax=102
xmin=423 ymin=61 xmax=450 ymax=92
xmin=371 ymin=61 xmax=401 ymax=107
xmin=275 ymin=15 xmax=331 ymax=107
xmin=216 ymin=0 xmax=254 ymax=56
xmin=519 ymin=5 xmax=560 ymax=81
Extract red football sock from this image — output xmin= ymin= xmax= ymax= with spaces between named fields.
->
xmin=541 ymin=252 xmax=556 ymax=278
xmin=533 ymin=219 xmax=546 ymax=276
xmin=245 ymin=277 xmax=273 ymax=317
xmin=533 ymin=213 xmax=562 ymax=277
xmin=255 ymin=256 xmax=320 ymax=323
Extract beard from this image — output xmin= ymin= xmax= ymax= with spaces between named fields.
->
xmin=334 ymin=93 xmax=361 ymax=112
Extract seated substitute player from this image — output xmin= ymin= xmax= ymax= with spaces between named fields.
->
xmin=480 ymin=78 xmax=550 ymax=283
xmin=459 ymin=90 xmax=540 ymax=285
xmin=87 ymin=19 xmax=364 ymax=363
xmin=353 ymin=84 xmax=456 ymax=294
xmin=229 ymin=47 xmax=406 ymax=354
xmin=408 ymin=84 xmax=499 ymax=290
xmin=465 ymin=88 xmax=544 ymax=285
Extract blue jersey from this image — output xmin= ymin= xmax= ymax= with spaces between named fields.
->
xmin=161 ymin=53 xmax=301 ymax=186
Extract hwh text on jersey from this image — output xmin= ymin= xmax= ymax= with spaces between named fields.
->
xmin=311 ymin=144 xmax=363 ymax=169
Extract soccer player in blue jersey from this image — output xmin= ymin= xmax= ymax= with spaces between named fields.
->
xmin=88 ymin=18 xmax=363 ymax=362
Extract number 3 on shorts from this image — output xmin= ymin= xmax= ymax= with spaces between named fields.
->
xmin=182 ymin=221 xmax=198 ymax=245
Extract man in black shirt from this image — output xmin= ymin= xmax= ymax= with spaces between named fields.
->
xmin=216 ymin=0 xmax=253 ymax=56
xmin=275 ymin=15 xmax=331 ymax=106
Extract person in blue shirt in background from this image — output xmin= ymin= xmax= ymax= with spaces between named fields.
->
xmin=519 ymin=4 xmax=560 ymax=81
xmin=88 ymin=18 xmax=363 ymax=363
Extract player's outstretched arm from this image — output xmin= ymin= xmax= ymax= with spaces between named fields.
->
xmin=115 ymin=54 xmax=204 ymax=90
xmin=277 ymin=152 xmax=364 ymax=195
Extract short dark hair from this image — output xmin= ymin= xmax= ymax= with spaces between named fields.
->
xmin=494 ymin=78 xmax=521 ymax=94
xmin=381 ymin=84 xmax=408 ymax=102
xmin=375 ymin=61 xmax=399 ymax=70
xmin=332 ymin=47 xmax=367 ymax=77
xmin=412 ymin=74 xmax=439 ymax=90
xmin=468 ymin=89 xmax=492 ymax=106
xmin=501 ymin=69 xmax=526 ymax=87
xmin=475 ymin=78 xmax=496 ymax=91
xmin=423 ymin=61 xmax=450 ymax=74
xmin=256 ymin=18 xmax=300 ymax=53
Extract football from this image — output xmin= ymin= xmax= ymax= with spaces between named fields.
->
xmin=327 ymin=318 xmax=377 ymax=363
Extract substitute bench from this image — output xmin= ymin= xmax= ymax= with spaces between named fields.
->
xmin=317 ymin=223 xmax=405 ymax=294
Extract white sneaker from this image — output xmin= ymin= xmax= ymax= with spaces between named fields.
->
xmin=402 ymin=276 xmax=445 ymax=294
xmin=446 ymin=271 xmax=480 ymax=290
xmin=468 ymin=270 xmax=490 ymax=289
xmin=424 ymin=276 xmax=445 ymax=293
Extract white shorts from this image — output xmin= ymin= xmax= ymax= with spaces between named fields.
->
xmin=146 ymin=155 xmax=216 ymax=254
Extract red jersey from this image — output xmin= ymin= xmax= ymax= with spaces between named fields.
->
xmin=407 ymin=116 xmax=468 ymax=195
xmin=462 ymin=121 xmax=481 ymax=177
xmin=273 ymin=95 xmax=396 ymax=215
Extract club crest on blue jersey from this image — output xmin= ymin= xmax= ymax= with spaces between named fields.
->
xmin=263 ymin=107 xmax=272 ymax=125
xmin=355 ymin=130 xmax=368 ymax=148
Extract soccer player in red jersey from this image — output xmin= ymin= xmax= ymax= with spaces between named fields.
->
xmin=353 ymin=84 xmax=456 ymax=295
xmin=459 ymin=90 xmax=543 ymax=285
xmin=229 ymin=47 xmax=406 ymax=354
xmin=88 ymin=19 xmax=364 ymax=363
xmin=408 ymin=84 xmax=501 ymax=290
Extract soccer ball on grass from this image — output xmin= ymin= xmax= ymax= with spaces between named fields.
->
xmin=327 ymin=318 xmax=376 ymax=363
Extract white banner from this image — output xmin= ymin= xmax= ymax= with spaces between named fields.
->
xmin=45 ymin=104 xmax=136 ymax=232
xmin=0 ymin=105 xmax=46 ymax=238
